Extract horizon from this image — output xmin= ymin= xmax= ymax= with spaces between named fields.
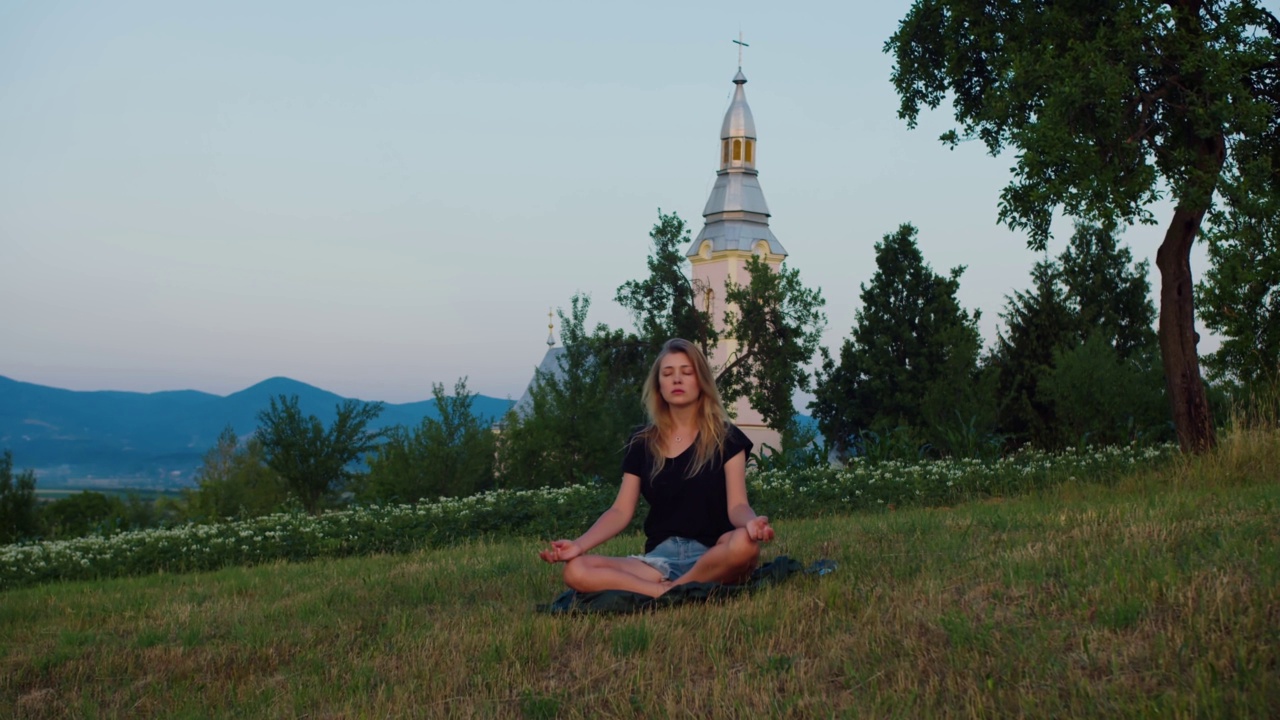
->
xmin=0 ymin=372 xmax=522 ymax=405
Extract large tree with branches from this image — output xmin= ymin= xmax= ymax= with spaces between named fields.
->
xmin=887 ymin=0 xmax=1279 ymax=451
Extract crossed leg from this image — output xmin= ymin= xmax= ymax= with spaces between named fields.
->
xmin=561 ymin=529 xmax=760 ymax=598
xmin=562 ymin=555 xmax=669 ymax=597
xmin=668 ymin=528 xmax=759 ymax=588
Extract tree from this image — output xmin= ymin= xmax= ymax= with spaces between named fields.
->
xmin=615 ymin=211 xmax=718 ymax=357
xmin=1041 ymin=334 xmax=1171 ymax=446
xmin=184 ymin=426 xmax=288 ymax=521
xmin=993 ymin=260 xmax=1079 ymax=447
xmin=993 ymin=223 xmax=1160 ymax=447
xmin=720 ymin=256 xmax=828 ymax=433
xmin=888 ymin=0 xmax=1280 ymax=451
xmin=363 ymin=378 xmax=497 ymax=502
xmin=1059 ymin=223 xmax=1158 ymax=359
xmin=256 ymin=395 xmax=385 ymax=513
xmin=38 ymin=491 xmax=128 ymax=539
xmin=1 ymin=450 xmax=38 ymax=543
xmin=615 ymin=210 xmax=827 ymax=433
xmin=1197 ymin=190 xmax=1280 ymax=390
xmin=497 ymin=295 xmax=647 ymax=489
xmin=810 ymin=224 xmax=984 ymax=456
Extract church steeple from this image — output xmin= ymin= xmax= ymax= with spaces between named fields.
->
xmin=685 ymin=57 xmax=788 ymax=453
xmin=688 ymin=67 xmax=788 ymax=261
xmin=719 ymin=69 xmax=757 ymax=173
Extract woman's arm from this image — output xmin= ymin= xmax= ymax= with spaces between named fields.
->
xmin=724 ymin=451 xmax=775 ymax=542
xmin=539 ymin=473 xmax=643 ymax=563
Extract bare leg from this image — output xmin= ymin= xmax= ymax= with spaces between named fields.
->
xmin=563 ymin=555 xmax=670 ymax=597
xmin=669 ymin=528 xmax=759 ymax=588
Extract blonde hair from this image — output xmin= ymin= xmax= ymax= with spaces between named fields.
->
xmin=635 ymin=338 xmax=729 ymax=478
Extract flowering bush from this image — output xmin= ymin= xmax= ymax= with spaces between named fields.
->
xmin=749 ymin=442 xmax=1174 ymax=516
xmin=0 ymin=443 xmax=1174 ymax=591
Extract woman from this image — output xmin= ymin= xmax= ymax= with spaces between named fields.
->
xmin=539 ymin=338 xmax=775 ymax=597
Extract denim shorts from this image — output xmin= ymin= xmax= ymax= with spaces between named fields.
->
xmin=630 ymin=536 xmax=710 ymax=581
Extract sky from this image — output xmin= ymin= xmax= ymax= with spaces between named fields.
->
xmin=0 ymin=0 xmax=1234 ymax=404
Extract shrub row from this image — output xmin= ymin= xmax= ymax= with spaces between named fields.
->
xmin=0 ymin=443 xmax=1174 ymax=591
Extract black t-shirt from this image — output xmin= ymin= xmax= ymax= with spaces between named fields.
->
xmin=622 ymin=423 xmax=754 ymax=553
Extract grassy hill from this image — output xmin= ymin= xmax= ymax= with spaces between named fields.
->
xmin=3 ymin=430 xmax=1277 ymax=717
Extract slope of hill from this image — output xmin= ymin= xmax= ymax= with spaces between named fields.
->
xmin=4 ymin=438 xmax=1276 ymax=715
xmin=0 ymin=375 xmax=514 ymax=488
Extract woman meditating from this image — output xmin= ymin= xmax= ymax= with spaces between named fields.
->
xmin=538 ymin=337 xmax=775 ymax=597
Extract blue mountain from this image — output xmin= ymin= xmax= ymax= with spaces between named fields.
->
xmin=0 ymin=375 xmax=515 ymax=489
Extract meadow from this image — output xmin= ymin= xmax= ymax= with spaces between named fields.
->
xmin=2 ymin=429 xmax=1277 ymax=718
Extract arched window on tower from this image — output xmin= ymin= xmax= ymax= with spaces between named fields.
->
xmin=745 ymin=140 xmax=754 ymax=163
xmin=733 ymin=139 xmax=742 ymax=161
xmin=722 ymin=140 xmax=730 ymax=164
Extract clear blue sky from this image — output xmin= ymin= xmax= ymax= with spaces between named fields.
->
xmin=0 ymin=0 xmax=1222 ymax=404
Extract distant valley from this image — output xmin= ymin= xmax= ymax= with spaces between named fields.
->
xmin=0 ymin=376 xmax=515 ymax=490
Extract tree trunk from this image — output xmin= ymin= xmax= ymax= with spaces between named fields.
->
xmin=1155 ymin=203 xmax=1218 ymax=453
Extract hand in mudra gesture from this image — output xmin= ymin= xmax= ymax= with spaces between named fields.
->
xmin=746 ymin=516 xmax=774 ymax=543
xmin=539 ymin=540 xmax=583 ymax=564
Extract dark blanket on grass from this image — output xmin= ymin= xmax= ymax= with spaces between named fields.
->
xmin=537 ymin=555 xmax=835 ymax=615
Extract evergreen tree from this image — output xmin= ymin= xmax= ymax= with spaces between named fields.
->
xmin=0 ymin=450 xmax=38 ymax=544
xmin=1059 ymin=222 xmax=1157 ymax=359
xmin=994 ymin=223 xmax=1162 ymax=447
xmin=810 ymin=224 xmax=983 ymax=456
xmin=362 ymin=378 xmax=497 ymax=502
xmin=992 ymin=260 xmax=1078 ymax=448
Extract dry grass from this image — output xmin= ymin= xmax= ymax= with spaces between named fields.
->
xmin=3 ymin=430 xmax=1278 ymax=719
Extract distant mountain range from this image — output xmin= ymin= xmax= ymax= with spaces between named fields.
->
xmin=0 ymin=375 xmax=515 ymax=489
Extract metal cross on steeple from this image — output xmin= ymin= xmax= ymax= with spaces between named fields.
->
xmin=733 ymin=31 xmax=749 ymax=68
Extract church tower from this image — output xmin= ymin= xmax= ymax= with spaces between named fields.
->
xmin=688 ymin=65 xmax=787 ymax=452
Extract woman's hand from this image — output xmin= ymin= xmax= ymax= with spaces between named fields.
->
xmin=539 ymin=539 xmax=583 ymax=564
xmin=746 ymin=516 xmax=775 ymax=543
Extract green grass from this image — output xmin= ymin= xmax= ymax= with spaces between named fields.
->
xmin=2 ymin=430 xmax=1278 ymax=718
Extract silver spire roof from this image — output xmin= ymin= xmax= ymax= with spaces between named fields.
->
xmin=689 ymin=68 xmax=788 ymax=258
xmin=720 ymin=69 xmax=756 ymax=139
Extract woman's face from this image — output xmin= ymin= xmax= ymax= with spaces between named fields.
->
xmin=658 ymin=351 xmax=701 ymax=409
